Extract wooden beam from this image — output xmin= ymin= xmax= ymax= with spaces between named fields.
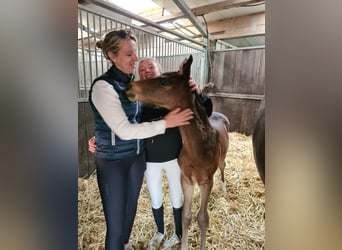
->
xmin=207 ymin=92 xmax=264 ymax=100
xmin=173 ymin=0 xmax=208 ymax=37
xmin=192 ymin=0 xmax=262 ymax=15
xmin=164 ymin=12 xmax=265 ymax=40
xmin=208 ymin=12 xmax=265 ymax=39
xmin=151 ymin=0 xmax=263 ymax=24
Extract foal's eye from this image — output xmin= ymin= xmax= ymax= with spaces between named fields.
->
xmin=159 ymin=78 xmax=168 ymax=86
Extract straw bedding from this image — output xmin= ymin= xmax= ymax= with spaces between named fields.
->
xmin=78 ymin=132 xmax=265 ymax=249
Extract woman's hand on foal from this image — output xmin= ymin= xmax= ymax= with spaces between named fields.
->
xmin=88 ymin=136 xmax=96 ymax=153
xmin=189 ymin=77 xmax=200 ymax=94
xmin=164 ymin=108 xmax=193 ymax=128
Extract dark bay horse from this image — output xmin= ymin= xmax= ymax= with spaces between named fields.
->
xmin=126 ymin=55 xmax=229 ymax=250
xmin=252 ymin=97 xmax=265 ymax=184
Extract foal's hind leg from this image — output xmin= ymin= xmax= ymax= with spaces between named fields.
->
xmin=197 ymin=180 xmax=214 ymax=250
xmin=181 ymin=178 xmax=194 ymax=250
xmin=218 ymin=161 xmax=226 ymax=192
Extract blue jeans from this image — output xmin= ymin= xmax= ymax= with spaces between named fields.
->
xmin=95 ymin=153 xmax=146 ymax=250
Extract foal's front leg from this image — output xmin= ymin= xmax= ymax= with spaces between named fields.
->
xmin=198 ymin=180 xmax=213 ymax=250
xmin=181 ymin=177 xmax=194 ymax=250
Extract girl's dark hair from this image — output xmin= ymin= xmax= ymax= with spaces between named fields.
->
xmin=96 ymin=30 xmax=136 ymax=60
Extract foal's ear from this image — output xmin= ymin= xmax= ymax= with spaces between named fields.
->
xmin=179 ymin=55 xmax=193 ymax=77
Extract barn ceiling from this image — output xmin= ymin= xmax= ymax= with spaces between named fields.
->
xmin=78 ymin=0 xmax=265 ymax=48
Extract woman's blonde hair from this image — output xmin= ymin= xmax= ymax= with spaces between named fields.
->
xmin=96 ymin=29 xmax=136 ymax=61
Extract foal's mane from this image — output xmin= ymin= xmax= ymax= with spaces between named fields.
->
xmin=194 ymin=94 xmax=209 ymax=123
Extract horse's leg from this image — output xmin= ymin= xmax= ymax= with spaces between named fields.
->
xmin=218 ymin=161 xmax=226 ymax=192
xmin=181 ymin=176 xmax=194 ymax=250
xmin=197 ymin=179 xmax=213 ymax=250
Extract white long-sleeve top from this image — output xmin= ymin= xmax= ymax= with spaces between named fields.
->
xmin=91 ymin=80 xmax=166 ymax=140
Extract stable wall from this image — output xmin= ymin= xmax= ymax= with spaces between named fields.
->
xmin=207 ymin=47 xmax=265 ymax=135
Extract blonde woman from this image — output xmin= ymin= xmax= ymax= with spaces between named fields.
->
xmin=88 ymin=30 xmax=193 ymax=250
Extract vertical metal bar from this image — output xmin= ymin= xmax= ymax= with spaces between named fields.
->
xmin=153 ymin=36 xmax=157 ymax=58
xmin=155 ymin=36 xmax=159 ymax=59
xmin=168 ymin=40 xmax=171 ymax=71
xmin=138 ymin=32 xmax=141 ymax=58
xmin=87 ymin=11 xmax=93 ymax=96
xmin=156 ymin=36 xmax=160 ymax=60
xmin=160 ymin=36 xmax=163 ymax=59
xmin=113 ymin=19 xmax=117 ymax=30
xmin=135 ymin=31 xmax=138 ymax=58
xmin=142 ymin=33 xmax=145 ymax=58
xmin=154 ymin=36 xmax=158 ymax=58
xmin=139 ymin=32 xmax=141 ymax=59
xmin=147 ymin=33 xmax=150 ymax=58
xmin=143 ymin=32 xmax=146 ymax=58
xmin=142 ymin=32 xmax=145 ymax=58
xmin=77 ymin=9 xmax=81 ymax=99
xmin=147 ymin=35 xmax=152 ymax=57
xmin=93 ymin=14 xmax=98 ymax=78
xmin=163 ymin=38 xmax=166 ymax=59
xmin=99 ymin=16 xmax=104 ymax=73
xmin=79 ymin=9 xmax=87 ymax=100
xmin=156 ymin=36 xmax=160 ymax=58
xmin=104 ymin=17 xmax=107 ymax=32
xmin=138 ymin=31 xmax=141 ymax=58
xmin=149 ymin=35 xmax=155 ymax=57
xmin=160 ymin=37 xmax=163 ymax=59
xmin=169 ymin=41 xmax=176 ymax=68
xmin=105 ymin=17 xmax=109 ymax=70
xmin=148 ymin=37 xmax=154 ymax=57
xmin=176 ymin=43 xmax=180 ymax=70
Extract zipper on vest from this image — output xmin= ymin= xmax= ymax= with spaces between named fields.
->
xmin=134 ymin=101 xmax=140 ymax=155
xmin=111 ymin=131 xmax=116 ymax=145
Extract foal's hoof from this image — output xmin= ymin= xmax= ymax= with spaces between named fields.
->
xmin=221 ymin=181 xmax=227 ymax=192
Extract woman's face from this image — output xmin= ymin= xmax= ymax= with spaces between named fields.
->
xmin=138 ymin=59 xmax=161 ymax=80
xmin=110 ymin=39 xmax=138 ymax=74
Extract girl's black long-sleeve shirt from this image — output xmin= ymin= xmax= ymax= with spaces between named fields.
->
xmin=141 ymin=93 xmax=213 ymax=163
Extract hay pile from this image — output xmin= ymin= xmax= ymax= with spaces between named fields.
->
xmin=78 ymin=132 xmax=265 ymax=249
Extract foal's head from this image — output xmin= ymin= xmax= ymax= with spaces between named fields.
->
xmin=126 ymin=55 xmax=193 ymax=110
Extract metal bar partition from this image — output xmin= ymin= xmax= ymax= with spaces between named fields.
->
xmin=78 ymin=6 xmax=207 ymax=101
